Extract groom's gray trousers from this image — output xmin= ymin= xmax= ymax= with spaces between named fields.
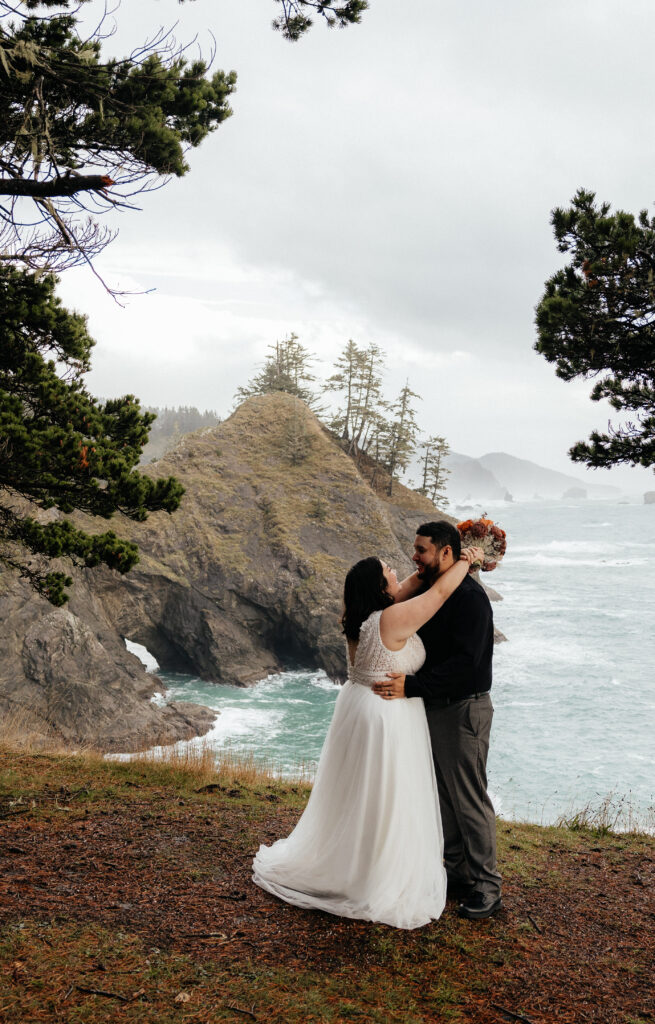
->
xmin=425 ymin=692 xmax=502 ymax=896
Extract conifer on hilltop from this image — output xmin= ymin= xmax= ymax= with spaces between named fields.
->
xmin=325 ymin=340 xmax=386 ymax=457
xmin=384 ymin=381 xmax=421 ymax=497
xmin=236 ymin=337 xmax=456 ymax=500
xmin=236 ymin=334 xmax=323 ymax=411
xmin=325 ymin=339 xmax=361 ymax=442
xmin=418 ymin=435 xmax=450 ymax=506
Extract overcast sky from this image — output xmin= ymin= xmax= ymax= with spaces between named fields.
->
xmin=56 ymin=0 xmax=655 ymax=495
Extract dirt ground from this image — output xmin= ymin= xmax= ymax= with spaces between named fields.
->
xmin=1 ymin=760 xmax=654 ymax=1023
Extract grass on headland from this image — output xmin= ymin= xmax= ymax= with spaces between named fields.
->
xmin=0 ymin=739 xmax=313 ymax=816
xmin=0 ymin=701 xmax=313 ymax=791
xmin=1 ymin=744 xmax=654 ymax=1024
xmin=3 ymin=714 xmax=652 ymax=837
xmin=556 ymin=790 xmax=655 ymax=837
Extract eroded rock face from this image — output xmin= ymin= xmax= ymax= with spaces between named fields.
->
xmin=0 ymin=393 xmax=505 ymax=750
xmin=81 ymin=394 xmax=440 ymax=689
xmin=0 ymin=575 xmax=216 ymax=752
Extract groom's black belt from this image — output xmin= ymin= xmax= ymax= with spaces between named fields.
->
xmin=428 ymin=691 xmax=490 ymax=709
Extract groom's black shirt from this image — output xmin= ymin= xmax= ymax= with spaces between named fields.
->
xmin=404 ymin=575 xmax=493 ymax=704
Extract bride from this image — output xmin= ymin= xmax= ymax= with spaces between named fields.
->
xmin=252 ymin=545 xmax=481 ymax=929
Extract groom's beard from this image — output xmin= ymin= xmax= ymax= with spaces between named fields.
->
xmin=417 ymin=564 xmax=439 ymax=587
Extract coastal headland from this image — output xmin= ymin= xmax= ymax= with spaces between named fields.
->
xmin=0 ymin=393 xmax=501 ymax=752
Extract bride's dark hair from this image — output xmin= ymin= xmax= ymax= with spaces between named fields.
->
xmin=341 ymin=556 xmax=394 ymax=642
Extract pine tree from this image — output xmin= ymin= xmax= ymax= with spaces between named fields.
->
xmin=236 ymin=334 xmax=322 ymax=410
xmin=325 ymin=339 xmax=361 ymax=441
xmin=365 ymin=410 xmax=392 ymax=491
xmin=0 ymin=2 xmax=237 ymax=278
xmin=0 ymin=1 xmax=367 ymax=602
xmin=535 ymin=188 xmax=655 ymax=469
xmin=325 ymin=341 xmax=386 ymax=458
xmin=0 ymin=2 xmax=233 ymax=601
xmin=418 ymin=435 xmax=451 ymax=506
xmin=0 ymin=1 xmax=367 ymax=273
xmin=271 ymin=0 xmax=368 ymax=41
xmin=283 ymin=398 xmax=314 ymax=464
xmin=0 ymin=265 xmax=184 ymax=605
xmin=349 ymin=344 xmax=386 ymax=456
xmin=385 ymin=381 xmax=421 ymax=496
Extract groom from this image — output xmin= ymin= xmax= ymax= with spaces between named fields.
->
xmin=373 ymin=520 xmax=502 ymax=920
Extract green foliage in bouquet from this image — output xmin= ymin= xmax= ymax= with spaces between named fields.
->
xmin=0 ymin=265 xmax=184 ymax=605
xmin=535 ymin=189 xmax=655 ymax=469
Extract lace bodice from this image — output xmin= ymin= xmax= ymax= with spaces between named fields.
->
xmin=347 ymin=610 xmax=426 ymax=688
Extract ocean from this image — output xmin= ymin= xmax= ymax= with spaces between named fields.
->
xmin=126 ymin=499 xmax=655 ymax=831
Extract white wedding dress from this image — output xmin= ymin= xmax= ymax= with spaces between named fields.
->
xmin=252 ymin=610 xmax=447 ymax=929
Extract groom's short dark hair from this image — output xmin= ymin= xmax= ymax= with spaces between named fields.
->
xmin=416 ymin=521 xmax=461 ymax=559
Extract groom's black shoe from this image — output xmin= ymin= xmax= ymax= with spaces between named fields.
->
xmin=457 ymin=890 xmax=503 ymax=920
xmin=446 ymin=878 xmax=475 ymax=902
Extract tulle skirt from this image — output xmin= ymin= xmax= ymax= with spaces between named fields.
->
xmin=252 ymin=681 xmax=446 ymax=929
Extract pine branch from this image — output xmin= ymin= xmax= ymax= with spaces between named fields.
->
xmin=0 ymin=175 xmax=115 ymax=198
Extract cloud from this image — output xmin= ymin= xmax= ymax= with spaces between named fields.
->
xmin=58 ymin=0 xmax=655 ymax=495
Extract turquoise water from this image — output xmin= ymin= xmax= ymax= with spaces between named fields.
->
xmin=131 ymin=500 xmax=655 ymax=829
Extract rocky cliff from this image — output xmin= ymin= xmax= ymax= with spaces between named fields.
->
xmin=0 ymin=393 xmax=501 ymax=751
xmin=0 ymin=572 xmax=217 ymax=753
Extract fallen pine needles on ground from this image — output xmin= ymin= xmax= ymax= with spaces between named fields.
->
xmin=0 ymin=751 xmax=654 ymax=1024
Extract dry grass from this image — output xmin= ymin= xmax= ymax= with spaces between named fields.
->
xmin=556 ymin=790 xmax=655 ymax=837
xmin=0 ymin=714 xmax=313 ymax=798
xmin=123 ymin=743 xmax=313 ymax=791
xmin=2 ymin=714 xmax=652 ymax=837
xmin=0 ymin=705 xmax=73 ymax=756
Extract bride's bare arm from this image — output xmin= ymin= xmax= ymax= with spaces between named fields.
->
xmin=380 ymin=548 xmax=482 ymax=647
xmin=394 ymin=570 xmax=422 ymax=604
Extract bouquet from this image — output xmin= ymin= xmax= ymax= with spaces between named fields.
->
xmin=457 ymin=515 xmax=507 ymax=572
